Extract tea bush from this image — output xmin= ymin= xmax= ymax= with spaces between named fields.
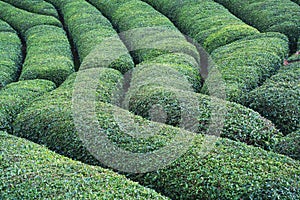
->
xmin=274 ymin=130 xmax=300 ymax=160
xmin=19 ymin=25 xmax=74 ymax=86
xmin=141 ymin=0 xmax=259 ymax=53
xmin=0 ymin=131 xmax=169 ymax=200
xmin=0 ymin=1 xmax=61 ymax=36
xmin=247 ymin=61 xmax=300 ymax=134
xmin=0 ymin=79 xmax=55 ymax=132
xmin=214 ymin=0 xmax=300 ymax=52
xmin=1 ymin=0 xmax=58 ymax=18
xmin=0 ymin=21 xmax=22 ymax=88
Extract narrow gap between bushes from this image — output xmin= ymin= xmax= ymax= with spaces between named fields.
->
xmin=55 ymin=7 xmax=81 ymax=71
xmin=15 ymin=30 xmax=26 ymax=82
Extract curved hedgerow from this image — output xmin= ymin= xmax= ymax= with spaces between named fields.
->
xmin=214 ymin=0 xmax=300 ymax=52
xmin=247 ymin=61 xmax=300 ymax=134
xmin=0 ymin=1 xmax=61 ymax=36
xmin=0 ymin=132 xmax=169 ymax=200
xmin=0 ymin=21 xmax=22 ymax=88
xmin=207 ymin=33 xmax=289 ymax=103
xmin=19 ymin=25 xmax=74 ymax=86
xmin=125 ymin=62 xmax=282 ymax=150
xmin=0 ymin=79 xmax=55 ymax=132
xmin=1 ymin=0 xmax=58 ymax=18
xmin=12 ymin=70 xmax=300 ymax=199
xmin=88 ymin=0 xmax=199 ymax=64
xmin=141 ymin=0 xmax=259 ymax=53
xmin=46 ymin=0 xmax=134 ymax=74
xmin=274 ymin=130 xmax=300 ymax=160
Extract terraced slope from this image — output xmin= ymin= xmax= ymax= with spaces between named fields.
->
xmin=0 ymin=0 xmax=299 ymax=199
xmin=0 ymin=20 xmax=22 ymax=88
xmin=0 ymin=131 xmax=169 ymax=199
xmin=214 ymin=0 xmax=300 ymax=52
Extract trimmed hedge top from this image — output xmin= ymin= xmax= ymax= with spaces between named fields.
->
xmin=214 ymin=0 xmax=300 ymax=52
xmin=1 ymin=0 xmax=58 ymax=18
xmin=142 ymin=0 xmax=259 ymax=53
xmin=46 ymin=0 xmax=134 ymax=74
xmin=19 ymin=25 xmax=74 ymax=86
xmin=88 ymin=0 xmax=200 ymax=65
xmin=125 ymin=61 xmax=282 ymax=150
xmin=0 ymin=79 xmax=56 ymax=132
xmin=0 ymin=23 xmax=22 ymax=88
xmin=208 ymin=33 xmax=289 ymax=103
xmin=247 ymin=61 xmax=300 ymax=134
xmin=0 ymin=131 xmax=169 ymax=199
xmin=0 ymin=1 xmax=61 ymax=36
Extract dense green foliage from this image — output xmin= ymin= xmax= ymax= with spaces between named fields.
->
xmin=126 ymin=59 xmax=282 ymax=150
xmin=88 ymin=0 xmax=199 ymax=65
xmin=0 ymin=131 xmax=169 ymax=200
xmin=46 ymin=0 xmax=134 ymax=74
xmin=141 ymin=0 xmax=259 ymax=53
xmin=0 ymin=21 xmax=22 ymax=88
xmin=214 ymin=0 xmax=300 ymax=52
xmin=247 ymin=61 xmax=300 ymax=134
xmin=0 ymin=1 xmax=61 ymax=36
xmin=0 ymin=79 xmax=55 ymax=132
xmin=208 ymin=33 xmax=289 ymax=102
xmin=12 ymin=68 xmax=300 ymax=199
xmin=1 ymin=0 xmax=58 ymax=18
xmin=19 ymin=25 xmax=74 ymax=86
xmin=274 ymin=130 xmax=300 ymax=160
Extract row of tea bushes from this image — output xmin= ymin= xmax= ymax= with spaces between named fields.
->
xmin=213 ymin=0 xmax=300 ymax=52
xmin=125 ymin=59 xmax=282 ymax=150
xmin=209 ymin=33 xmax=289 ymax=103
xmin=88 ymin=0 xmax=200 ymax=65
xmin=0 ymin=131 xmax=169 ymax=200
xmin=46 ymin=0 xmax=134 ymax=74
xmin=0 ymin=20 xmax=22 ymax=88
xmin=0 ymin=79 xmax=55 ymax=132
xmin=0 ymin=1 xmax=61 ymax=36
xmin=12 ymin=70 xmax=300 ymax=199
xmin=141 ymin=0 xmax=259 ymax=53
xmin=246 ymin=61 xmax=300 ymax=134
xmin=1 ymin=0 xmax=58 ymax=18
xmin=274 ymin=129 xmax=300 ymax=160
xmin=19 ymin=25 xmax=74 ymax=86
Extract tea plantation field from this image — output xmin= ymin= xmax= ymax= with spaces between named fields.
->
xmin=0 ymin=0 xmax=299 ymax=199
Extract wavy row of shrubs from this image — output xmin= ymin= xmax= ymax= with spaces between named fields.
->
xmin=246 ymin=61 xmax=300 ymax=135
xmin=209 ymin=33 xmax=289 ymax=102
xmin=19 ymin=25 xmax=74 ymax=86
xmin=0 ymin=1 xmax=61 ymax=36
xmin=213 ymin=0 xmax=300 ymax=52
xmin=125 ymin=58 xmax=283 ymax=150
xmin=141 ymin=0 xmax=259 ymax=53
xmin=12 ymin=68 xmax=300 ymax=199
xmin=0 ymin=79 xmax=55 ymax=132
xmin=88 ymin=0 xmax=200 ymax=68
xmin=45 ymin=0 xmax=134 ymax=74
xmin=0 ymin=131 xmax=168 ymax=200
xmin=0 ymin=20 xmax=22 ymax=88
xmin=86 ymin=0 xmax=284 ymax=148
xmin=1 ymin=0 xmax=58 ymax=18
xmin=133 ymin=0 xmax=289 ymax=103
